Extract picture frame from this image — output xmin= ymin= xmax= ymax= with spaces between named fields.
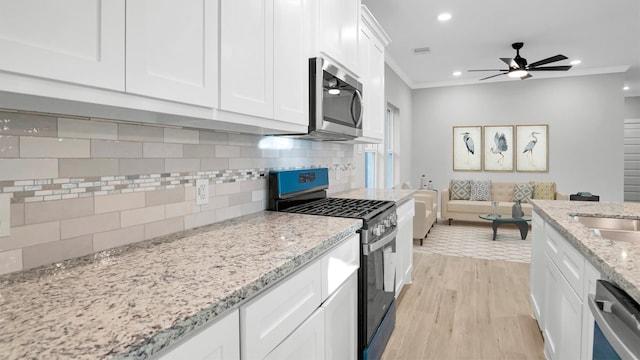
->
xmin=452 ymin=126 xmax=482 ymax=171
xmin=516 ymin=124 xmax=548 ymax=172
xmin=483 ymin=125 xmax=514 ymax=171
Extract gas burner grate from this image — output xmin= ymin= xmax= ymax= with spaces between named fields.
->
xmin=282 ymin=198 xmax=393 ymax=220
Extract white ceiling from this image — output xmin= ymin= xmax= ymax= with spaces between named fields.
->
xmin=361 ymin=0 xmax=640 ymax=96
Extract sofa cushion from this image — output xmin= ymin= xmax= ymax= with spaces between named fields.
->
xmin=470 ymin=179 xmax=491 ymax=201
xmin=513 ymin=183 xmax=534 ymax=202
xmin=450 ymin=180 xmax=471 ymax=200
xmin=530 ymin=181 xmax=556 ymax=200
xmin=491 ymin=182 xmax=516 ymax=202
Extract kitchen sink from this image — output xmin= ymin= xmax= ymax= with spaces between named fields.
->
xmin=592 ymin=228 xmax=640 ymax=243
xmin=573 ymin=216 xmax=640 ymax=231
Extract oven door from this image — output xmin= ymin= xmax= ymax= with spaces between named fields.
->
xmin=361 ymin=228 xmax=397 ymax=347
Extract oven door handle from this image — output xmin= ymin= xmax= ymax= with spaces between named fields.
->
xmin=364 ymin=228 xmax=397 ymax=255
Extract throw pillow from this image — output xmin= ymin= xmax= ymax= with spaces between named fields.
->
xmin=513 ymin=183 xmax=534 ymax=202
xmin=470 ymin=179 xmax=492 ymax=201
xmin=530 ymin=181 xmax=556 ymax=200
xmin=450 ymin=180 xmax=471 ymax=200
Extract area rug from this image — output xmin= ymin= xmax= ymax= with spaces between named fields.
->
xmin=413 ymin=221 xmax=531 ymax=263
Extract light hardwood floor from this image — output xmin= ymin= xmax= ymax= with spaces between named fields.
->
xmin=382 ymin=253 xmax=545 ymax=360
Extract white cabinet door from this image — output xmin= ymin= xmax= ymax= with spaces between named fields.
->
xmin=220 ymin=0 xmax=274 ymax=118
xmin=126 ymin=0 xmax=218 ymax=107
xmin=395 ymin=199 xmax=415 ymax=296
xmin=530 ymin=212 xmax=546 ymax=327
xmin=264 ymin=307 xmax=325 ymax=360
xmin=322 ymin=273 xmax=358 ymax=360
xmin=273 ymin=0 xmax=312 ymax=125
xmin=0 ymin=0 xmax=125 ymax=90
xmin=322 ymin=234 xmax=359 ymax=300
xmin=543 ymin=253 xmax=583 ymax=360
xmin=317 ymin=0 xmax=360 ymax=75
xmin=159 ymin=309 xmax=240 ymax=360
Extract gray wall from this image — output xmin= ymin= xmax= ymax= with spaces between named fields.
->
xmin=385 ymin=64 xmax=413 ymax=187
xmin=626 ymin=96 xmax=640 ymax=119
xmin=411 ymin=73 xmax=625 ymax=202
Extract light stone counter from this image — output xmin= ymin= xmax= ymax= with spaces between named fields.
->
xmin=335 ymin=188 xmax=416 ymax=205
xmin=531 ymin=200 xmax=640 ymax=304
xmin=0 ymin=211 xmax=362 ymax=360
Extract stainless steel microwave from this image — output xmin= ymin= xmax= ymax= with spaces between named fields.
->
xmin=307 ymin=57 xmax=363 ymax=141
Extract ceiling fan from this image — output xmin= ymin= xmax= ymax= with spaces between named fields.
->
xmin=469 ymin=42 xmax=572 ymax=80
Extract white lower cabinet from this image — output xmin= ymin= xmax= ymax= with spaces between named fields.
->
xmin=158 ymin=309 xmax=240 ymax=360
xmin=322 ymin=273 xmax=358 ymax=360
xmin=396 ymin=199 xmax=415 ymax=296
xmin=530 ymin=212 xmax=545 ymax=325
xmin=264 ymin=307 xmax=326 ymax=360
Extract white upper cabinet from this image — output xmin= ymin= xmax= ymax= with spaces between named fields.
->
xmin=126 ymin=0 xmax=218 ymax=107
xmin=357 ymin=6 xmax=390 ymax=143
xmin=221 ymin=0 xmax=310 ymax=126
xmin=0 ymin=0 xmax=125 ymax=91
xmin=317 ymin=0 xmax=360 ymax=76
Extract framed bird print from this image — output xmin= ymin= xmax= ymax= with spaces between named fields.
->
xmin=483 ymin=125 xmax=514 ymax=171
xmin=452 ymin=126 xmax=482 ymax=171
xmin=516 ymin=124 xmax=548 ymax=172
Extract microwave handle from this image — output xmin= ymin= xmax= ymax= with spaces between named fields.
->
xmin=351 ymin=89 xmax=363 ymax=128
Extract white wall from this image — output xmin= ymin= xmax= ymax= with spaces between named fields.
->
xmin=626 ymin=96 xmax=640 ymax=119
xmin=411 ymin=73 xmax=625 ymax=201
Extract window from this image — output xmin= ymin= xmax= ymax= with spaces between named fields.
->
xmin=365 ymin=145 xmax=376 ymax=188
xmin=385 ymin=107 xmax=395 ymax=189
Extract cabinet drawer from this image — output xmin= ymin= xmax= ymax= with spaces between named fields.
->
xmin=545 ymin=224 xmax=585 ymax=298
xmin=241 ymin=260 xmax=322 ymax=360
xmin=322 ymin=234 xmax=359 ymax=301
xmin=397 ymin=199 xmax=415 ymax=220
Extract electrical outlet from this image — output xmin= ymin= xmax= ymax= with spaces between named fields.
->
xmin=196 ymin=179 xmax=209 ymax=205
xmin=0 ymin=193 xmax=10 ymax=237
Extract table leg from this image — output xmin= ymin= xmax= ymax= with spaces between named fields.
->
xmin=492 ymin=221 xmax=498 ymax=240
xmin=516 ymin=221 xmax=529 ymax=240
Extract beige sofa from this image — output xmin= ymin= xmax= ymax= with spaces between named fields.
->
xmin=413 ymin=190 xmax=437 ymax=245
xmin=441 ymin=181 xmax=567 ymax=225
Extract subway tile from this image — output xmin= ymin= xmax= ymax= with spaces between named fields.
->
xmin=118 ymin=124 xmax=164 ymax=143
xmin=120 ymin=205 xmax=165 ymax=228
xmin=143 ymin=143 xmax=183 ymax=158
xmin=59 ymin=159 xmax=118 ymax=178
xmin=201 ymin=158 xmax=229 ymax=171
xmin=10 ymin=203 xmax=24 ymax=226
xmin=215 ymin=181 xmax=243 ymax=196
xmin=228 ymin=192 xmax=252 ymax=206
xmin=91 ymin=140 xmax=142 ymax=158
xmin=228 ymin=158 xmax=254 ymax=170
xmin=165 ymin=158 xmax=200 ymax=173
xmin=184 ymin=210 xmax=216 ymax=229
xmin=0 ymin=221 xmax=60 ymax=251
xmin=242 ymin=201 xmax=265 ymax=216
xmin=146 ymin=188 xmax=185 ymax=207
xmin=0 ymin=135 xmax=19 ymax=158
xmin=215 ymin=145 xmax=241 ymax=158
xmin=164 ymin=128 xmax=199 ymax=144
xmin=200 ymin=195 xmax=229 ymax=212
xmin=20 ymin=136 xmax=90 ymax=158
xmin=58 ymin=118 xmax=118 ymax=140
xmin=93 ymin=225 xmax=144 ymax=252
xmin=183 ymin=144 xmax=215 ymax=158
xmin=0 ymin=159 xmax=58 ymax=180
xmin=228 ymin=133 xmax=260 ymax=146
xmin=0 ymin=249 xmax=22 ymax=275
xmin=119 ymin=159 xmax=165 ymax=176
xmin=0 ymin=111 xmax=57 ymax=137
xmin=60 ymin=213 xmax=120 ymax=239
xmin=166 ymin=200 xmax=200 ymax=218
xmin=185 ymin=186 xmax=196 ymax=201
xmin=252 ymin=189 xmax=266 ymax=202
xmin=144 ymin=217 xmax=184 ymax=240
xmin=22 ymin=235 xmax=93 ymax=270
xmin=94 ymin=192 xmax=146 ymax=214
xmin=25 ymin=197 xmax=94 ymax=224
xmin=199 ymin=131 xmax=228 ymax=144
xmin=216 ymin=205 xmax=242 ymax=222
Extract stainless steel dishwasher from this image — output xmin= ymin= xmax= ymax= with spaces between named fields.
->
xmin=588 ymin=280 xmax=640 ymax=360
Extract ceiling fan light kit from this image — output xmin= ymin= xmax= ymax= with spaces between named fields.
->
xmin=468 ymin=42 xmax=572 ymax=81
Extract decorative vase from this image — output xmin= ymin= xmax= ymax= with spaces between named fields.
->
xmin=512 ymin=200 xmax=524 ymax=219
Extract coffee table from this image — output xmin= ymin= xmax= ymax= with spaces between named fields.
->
xmin=478 ymin=214 xmax=531 ymax=240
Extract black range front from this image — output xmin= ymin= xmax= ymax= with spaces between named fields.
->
xmin=269 ymin=168 xmax=397 ymax=360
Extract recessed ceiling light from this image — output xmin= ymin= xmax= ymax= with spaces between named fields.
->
xmin=624 ymin=86 xmax=630 ymax=91
xmin=437 ymin=13 xmax=452 ymax=21
xmin=453 ymin=71 xmax=462 ymax=76
xmin=570 ymin=60 xmax=582 ymax=65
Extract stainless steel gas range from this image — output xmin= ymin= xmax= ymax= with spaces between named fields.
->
xmin=269 ymin=168 xmax=397 ymax=360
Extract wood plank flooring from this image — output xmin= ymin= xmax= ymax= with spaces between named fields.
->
xmin=381 ymin=253 xmax=544 ymax=360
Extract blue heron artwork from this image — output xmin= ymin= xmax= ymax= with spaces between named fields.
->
xmin=516 ymin=125 xmax=548 ymax=172
xmin=453 ymin=126 xmax=482 ymax=171
xmin=484 ymin=126 xmax=514 ymax=171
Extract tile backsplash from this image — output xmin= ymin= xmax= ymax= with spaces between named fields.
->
xmin=0 ymin=110 xmax=356 ymax=274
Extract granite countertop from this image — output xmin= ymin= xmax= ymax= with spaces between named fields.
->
xmin=531 ymin=200 xmax=640 ymax=304
xmin=335 ymin=188 xmax=416 ymax=205
xmin=0 ymin=211 xmax=362 ymax=360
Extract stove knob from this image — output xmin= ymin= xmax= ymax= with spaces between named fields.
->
xmin=373 ymin=225 xmax=383 ymax=236
xmin=384 ymin=218 xmax=391 ymax=227
xmin=390 ymin=215 xmax=397 ymax=226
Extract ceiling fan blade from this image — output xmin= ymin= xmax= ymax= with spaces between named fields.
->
xmin=500 ymin=58 xmax=515 ymax=68
xmin=520 ymin=73 xmax=532 ymax=80
xmin=527 ymin=65 xmax=572 ymax=71
xmin=468 ymin=69 xmax=507 ymax=72
xmin=528 ymin=54 xmax=568 ymax=68
xmin=479 ymin=72 xmax=507 ymax=80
